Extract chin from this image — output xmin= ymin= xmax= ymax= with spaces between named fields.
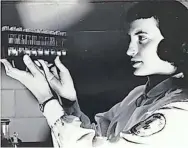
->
xmin=133 ymin=69 xmax=152 ymax=76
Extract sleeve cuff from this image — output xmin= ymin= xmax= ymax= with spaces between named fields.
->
xmin=43 ymin=99 xmax=65 ymax=126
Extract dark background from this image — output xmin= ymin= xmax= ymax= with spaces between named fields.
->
xmin=1 ymin=1 xmax=146 ymax=122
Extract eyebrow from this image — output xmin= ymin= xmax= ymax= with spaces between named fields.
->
xmin=135 ymin=30 xmax=147 ymax=35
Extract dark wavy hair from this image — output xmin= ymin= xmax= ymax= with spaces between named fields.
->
xmin=126 ymin=1 xmax=188 ymax=77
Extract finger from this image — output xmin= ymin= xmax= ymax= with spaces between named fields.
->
xmin=23 ymin=55 xmax=40 ymax=76
xmin=54 ymin=56 xmax=73 ymax=84
xmin=12 ymin=60 xmax=15 ymax=68
xmin=34 ymin=60 xmax=44 ymax=75
xmin=51 ymin=66 xmax=59 ymax=79
xmin=54 ymin=56 xmax=71 ymax=80
xmin=44 ymin=61 xmax=48 ymax=65
xmin=34 ymin=60 xmax=41 ymax=67
xmin=54 ymin=56 xmax=69 ymax=73
xmin=38 ymin=59 xmax=54 ymax=79
xmin=0 ymin=59 xmax=13 ymax=72
xmin=38 ymin=60 xmax=53 ymax=68
xmin=38 ymin=59 xmax=61 ymax=88
xmin=0 ymin=59 xmax=31 ymax=80
xmin=48 ymin=63 xmax=53 ymax=67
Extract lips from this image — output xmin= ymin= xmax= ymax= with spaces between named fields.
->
xmin=131 ymin=60 xmax=143 ymax=68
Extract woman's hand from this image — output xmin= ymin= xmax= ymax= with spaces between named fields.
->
xmin=38 ymin=56 xmax=77 ymax=101
xmin=0 ymin=55 xmax=53 ymax=104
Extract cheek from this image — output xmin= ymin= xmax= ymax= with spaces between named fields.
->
xmin=140 ymin=42 xmax=159 ymax=58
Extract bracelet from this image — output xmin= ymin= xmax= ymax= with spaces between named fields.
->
xmin=39 ymin=97 xmax=56 ymax=112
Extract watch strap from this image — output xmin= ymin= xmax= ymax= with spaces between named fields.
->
xmin=39 ymin=97 xmax=56 ymax=112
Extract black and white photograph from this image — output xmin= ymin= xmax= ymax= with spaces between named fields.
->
xmin=1 ymin=0 xmax=188 ymax=147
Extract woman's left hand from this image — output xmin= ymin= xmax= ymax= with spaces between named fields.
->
xmin=0 ymin=55 xmax=53 ymax=104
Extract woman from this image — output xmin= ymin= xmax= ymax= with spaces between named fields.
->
xmin=1 ymin=1 xmax=188 ymax=148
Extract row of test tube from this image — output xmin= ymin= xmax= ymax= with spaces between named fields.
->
xmin=2 ymin=26 xmax=66 ymax=36
xmin=8 ymin=47 xmax=67 ymax=57
xmin=8 ymin=34 xmax=63 ymax=47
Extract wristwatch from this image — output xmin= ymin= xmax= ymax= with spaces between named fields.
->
xmin=39 ymin=97 xmax=56 ymax=112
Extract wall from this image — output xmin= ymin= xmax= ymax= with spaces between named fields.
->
xmin=1 ymin=1 xmax=146 ymax=142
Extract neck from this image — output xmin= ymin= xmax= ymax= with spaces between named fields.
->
xmin=145 ymin=74 xmax=171 ymax=93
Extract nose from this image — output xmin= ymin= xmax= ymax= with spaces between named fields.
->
xmin=126 ymin=46 xmax=138 ymax=57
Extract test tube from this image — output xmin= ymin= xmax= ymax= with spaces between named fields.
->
xmin=33 ymin=36 xmax=37 ymax=45
xmin=15 ymin=34 xmax=21 ymax=44
xmin=47 ymin=37 xmax=50 ymax=46
xmin=31 ymin=48 xmax=37 ymax=56
xmin=25 ymin=47 xmax=31 ymax=56
xmin=8 ymin=47 xmax=13 ymax=56
xmin=44 ymin=49 xmax=50 ymax=55
xmin=50 ymin=37 xmax=55 ymax=46
xmin=18 ymin=47 xmax=24 ymax=55
xmin=50 ymin=49 xmax=56 ymax=56
xmin=10 ymin=27 xmax=16 ymax=31
xmin=60 ymin=32 xmax=66 ymax=36
xmin=49 ymin=31 xmax=54 ymax=35
xmin=44 ymin=37 xmax=47 ymax=45
xmin=27 ymin=35 xmax=31 ymax=45
xmin=32 ymin=36 xmax=34 ymax=45
xmin=40 ymin=36 xmax=44 ymax=45
xmin=8 ymin=34 xmax=14 ymax=44
xmin=16 ymin=27 xmax=22 ymax=31
xmin=49 ymin=37 xmax=52 ymax=46
xmin=13 ymin=34 xmax=17 ymax=44
xmin=55 ymin=31 xmax=61 ymax=35
xmin=29 ymin=35 xmax=32 ymax=45
xmin=38 ymin=48 xmax=44 ymax=56
xmin=57 ymin=50 xmax=61 ymax=56
xmin=25 ymin=35 xmax=28 ymax=44
xmin=21 ymin=35 xmax=25 ymax=44
xmin=36 ymin=36 xmax=40 ymax=45
xmin=11 ymin=47 xmax=18 ymax=56
xmin=25 ymin=29 xmax=30 ymax=32
xmin=2 ymin=26 xmax=9 ymax=31
xmin=62 ymin=49 xmax=67 ymax=56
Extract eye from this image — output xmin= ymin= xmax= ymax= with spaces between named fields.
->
xmin=127 ymin=34 xmax=131 ymax=44
xmin=138 ymin=35 xmax=148 ymax=44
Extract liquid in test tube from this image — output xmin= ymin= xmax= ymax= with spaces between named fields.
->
xmin=41 ymin=36 xmax=44 ymax=45
xmin=11 ymin=47 xmax=18 ymax=56
xmin=27 ymin=35 xmax=31 ymax=45
xmin=8 ymin=47 xmax=13 ymax=56
xmin=25 ymin=35 xmax=28 ymax=45
xmin=44 ymin=49 xmax=50 ymax=55
xmin=36 ymin=36 xmax=40 ymax=45
xmin=32 ymin=36 xmax=35 ymax=45
xmin=50 ymin=49 xmax=56 ymax=56
xmin=21 ymin=35 xmax=25 ymax=44
xmin=38 ymin=48 xmax=44 ymax=56
xmin=31 ymin=48 xmax=37 ymax=56
xmin=57 ymin=50 xmax=61 ymax=56
xmin=62 ymin=49 xmax=67 ymax=56
xmin=25 ymin=47 xmax=31 ymax=56
xmin=18 ymin=47 xmax=24 ymax=55
xmin=15 ymin=34 xmax=21 ymax=44
xmin=8 ymin=34 xmax=14 ymax=44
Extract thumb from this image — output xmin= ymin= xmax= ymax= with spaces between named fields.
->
xmin=38 ymin=60 xmax=53 ymax=79
xmin=54 ymin=56 xmax=71 ymax=81
xmin=51 ymin=66 xmax=60 ymax=79
xmin=54 ymin=56 xmax=69 ymax=73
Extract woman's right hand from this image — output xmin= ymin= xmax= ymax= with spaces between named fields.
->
xmin=38 ymin=56 xmax=77 ymax=102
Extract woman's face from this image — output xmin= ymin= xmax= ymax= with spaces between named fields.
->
xmin=127 ymin=17 xmax=177 ymax=76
